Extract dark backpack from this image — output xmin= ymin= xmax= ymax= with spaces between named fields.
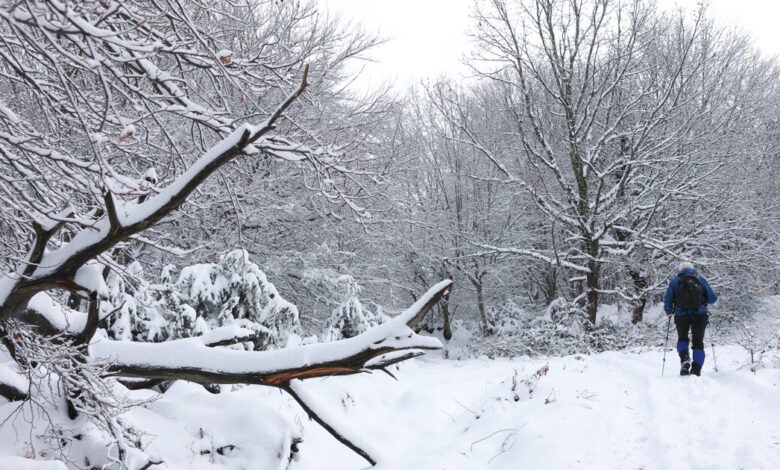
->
xmin=676 ymin=274 xmax=704 ymax=310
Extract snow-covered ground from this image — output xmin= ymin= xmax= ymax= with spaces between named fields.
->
xmin=286 ymin=347 xmax=780 ymax=470
xmin=7 ymin=345 xmax=777 ymax=470
xmin=4 ymin=295 xmax=780 ymax=470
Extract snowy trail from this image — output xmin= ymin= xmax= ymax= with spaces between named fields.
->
xmin=6 ymin=345 xmax=774 ymax=469
xmin=288 ymin=345 xmax=780 ymax=470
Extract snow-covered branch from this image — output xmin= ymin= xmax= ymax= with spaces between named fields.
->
xmin=92 ymin=281 xmax=450 ymax=387
xmin=0 ymin=362 xmax=28 ymax=402
xmin=0 ymin=66 xmax=309 ymax=323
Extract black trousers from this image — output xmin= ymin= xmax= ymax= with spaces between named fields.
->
xmin=674 ymin=314 xmax=708 ymax=350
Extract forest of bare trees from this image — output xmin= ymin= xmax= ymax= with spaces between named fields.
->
xmin=371 ymin=0 xmax=778 ymax=330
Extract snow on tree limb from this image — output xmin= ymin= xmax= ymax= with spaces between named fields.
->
xmin=0 ymin=362 xmax=28 ymax=402
xmin=0 ymin=66 xmax=309 ymax=322
xmin=18 ymin=292 xmax=88 ymax=336
xmin=90 ymin=280 xmax=451 ymax=386
xmin=91 ymin=281 xmax=450 ymax=467
xmin=470 ymin=243 xmax=591 ymax=274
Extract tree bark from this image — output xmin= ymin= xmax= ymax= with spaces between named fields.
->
xmin=0 ymin=362 xmax=27 ymax=402
xmin=629 ymin=269 xmax=648 ymax=324
xmin=469 ymin=277 xmax=490 ymax=336
xmin=586 ymin=259 xmax=601 ymax=325
xmin=441 ymin=297 xmax=452 ymax=341
xmin=0 ymin=379 xmax=27 ymax=402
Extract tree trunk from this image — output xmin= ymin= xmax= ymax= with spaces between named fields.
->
xmin=586 ymin=260 xmax=600 ymax=325
xmin=629 ymin=270 xmax=648 ymax=324
xmin=441 ymin=297 xmax=452 ymax=341
xmin=471 ymin=278 xmax=490 ymax=336
xmin=544 ymin=267 xmax=558 ymax=304
xmin=631 ymin=298 xmax=647 ymax=324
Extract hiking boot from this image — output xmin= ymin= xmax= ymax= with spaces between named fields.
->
xmin=691 ymin=362 xmax=702 ymax=377
xmin=679 ymin=351 xmax=691 ymax=376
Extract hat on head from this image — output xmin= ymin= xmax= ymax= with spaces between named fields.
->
xmin=678 ymin=261 xmax=694 ymax=272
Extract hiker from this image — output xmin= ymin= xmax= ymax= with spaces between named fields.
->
xmin=664 ymin=261 xmax=718 ymax=376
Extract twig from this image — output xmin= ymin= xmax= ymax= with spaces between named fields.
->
xmin=470 ymin=428 xmax=517 ymax=451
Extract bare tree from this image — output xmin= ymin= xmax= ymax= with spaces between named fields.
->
xmin=0 ymin=1 xmax=450 ymax=467
xmin=407 ymin=83 xmax=529 ymax=335
xmin=442 ymin=0 xmax=777 ymax=323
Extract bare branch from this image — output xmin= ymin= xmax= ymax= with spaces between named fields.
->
xmin=74 ymin=292 xmax=99 ymax=346
xmin=284 ymin=379 xmax=377 ymax=466
xmin=0 ymin=67 xmax=310 ymax=323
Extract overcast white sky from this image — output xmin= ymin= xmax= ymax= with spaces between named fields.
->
xmin=317 ymin=0 xmax=780 ymax=93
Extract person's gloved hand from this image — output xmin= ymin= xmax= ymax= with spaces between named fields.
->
xmin=665 ymin=312 xmax=673 ymax=318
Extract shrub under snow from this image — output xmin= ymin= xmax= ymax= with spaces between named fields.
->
xmin=321 ymin=275 xmax=389 ymax=341
xmin=104 ymin=250 xmax=300 ymax=351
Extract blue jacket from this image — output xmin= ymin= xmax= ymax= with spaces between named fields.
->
xmin=664 ymin=268 xmax=717 ymax=315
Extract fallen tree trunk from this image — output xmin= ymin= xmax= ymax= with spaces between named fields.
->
xmin=116 ymin=325 xmax=260 ymax=391
xmin=1 ymin=280 xmax=451 ymax=466
xmin=88 ymin=280 xmax=451 ymax=466
xmin=93 ymin=281 xmax=450 ymax=386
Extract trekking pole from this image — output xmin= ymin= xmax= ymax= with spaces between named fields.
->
xmin=662 ymin=315 xmax=671 ymax=376
xmin=710 ymin=313 xmax=719 ymax=373
xmin=711 ymin=340 xmax=718 ymax=372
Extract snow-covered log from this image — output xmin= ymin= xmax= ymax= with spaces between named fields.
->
xmin=0 ymin=362 xmax=28 ymax=402
xmin=93 ymin=281 xmax=451 ymax=387
xmin=90 ymin=281 xmax=450 ymax=466
xmin=116 ymin=325 xmax=260 ymax=391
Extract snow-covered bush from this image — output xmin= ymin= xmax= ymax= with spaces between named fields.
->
xmin=103 ymin=262 xmax=150 ymax=342
xmin=104 ymin=250 xmax=300 ymax=351
xmin=486 ymin=299 xmax=532 ymax=333
xmin=322 ymin=275 xmax=388 ymax=341
xmin=714 ymin=295 xmax=780 ymax=371
xmin=458 ymin=298 xmax=666 ymax=359
xmin=172 ymin=249 xmax=300 ymax=349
